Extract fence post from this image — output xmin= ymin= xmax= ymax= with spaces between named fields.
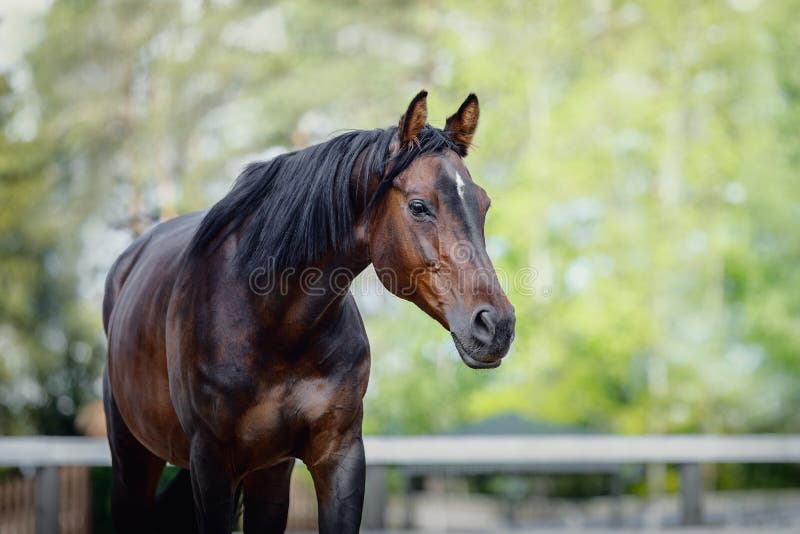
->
xmin=35 ymin=466 xmax=60 ymax=534
xmin=362 ymin=466 xmax=387 ymax=529
xmin=400 ymin=469 xmax=414 ymax=529
xmin=679 ymin=463 xmax=703 ymax=525
xmin=608 ymin=471 xmax=624 ymax=526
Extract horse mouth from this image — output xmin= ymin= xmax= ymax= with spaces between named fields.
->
xmin=451 ymin=334 xmax=503 ymax=369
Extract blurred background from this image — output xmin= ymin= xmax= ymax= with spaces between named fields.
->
xmin=1 ymin=0 xmax=799 ymax=532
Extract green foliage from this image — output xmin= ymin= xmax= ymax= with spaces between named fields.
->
xmin=0 ymin=0 xmax=798 ymax=447
xmin=90 ymin=467 xmax=112 ymax=534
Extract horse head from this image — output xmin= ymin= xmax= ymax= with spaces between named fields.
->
xmin=368 ymin=91 xmax=516 ymax=369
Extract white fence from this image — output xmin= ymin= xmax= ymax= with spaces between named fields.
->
xmin=1 ymin=435 xmax=800 ymax=532
xmin=3 ymin=434 xmax=800 ymax=467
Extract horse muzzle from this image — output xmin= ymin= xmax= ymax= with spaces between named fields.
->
xmin=450 ymin=304 xmax=515 ymax=369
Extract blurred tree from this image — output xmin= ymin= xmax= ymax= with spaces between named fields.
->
xmin=0 ymin=71 xmax=103 ymax=433
xmin=0 ymin=0 xmax=798 ymax=446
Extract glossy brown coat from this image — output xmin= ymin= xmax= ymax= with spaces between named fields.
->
xmin=102 ymin=92 xmax=514 ymax=534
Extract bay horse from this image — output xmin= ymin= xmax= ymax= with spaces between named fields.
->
xmin=102 ymin=91 xmax=515 ymax=534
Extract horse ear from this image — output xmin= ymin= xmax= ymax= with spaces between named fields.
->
xmin=398 ymin=90 xmax=428 ymax=147
xmin=445 ymin=93 xmax=480 ymax=156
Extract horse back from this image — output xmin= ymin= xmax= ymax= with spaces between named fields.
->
xmin=103 ymin=212 xmax=205 ymax=330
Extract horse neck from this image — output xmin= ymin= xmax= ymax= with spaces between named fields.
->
xmin=244 ymin=166 xmax=378 ymax=336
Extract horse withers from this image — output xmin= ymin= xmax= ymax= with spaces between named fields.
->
xmin=103 ymin=91 xmax=515 ymax=534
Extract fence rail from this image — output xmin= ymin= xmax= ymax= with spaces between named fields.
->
xmin=363 ymin=434 xmax=800 ymax=465
xmin=3 ymin=434 xmax=800 ymax=468
xmin=1 ymin=434 xmax=800 ymax=532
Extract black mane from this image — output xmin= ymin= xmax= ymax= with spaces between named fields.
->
xmin=187 ymin=124 xmax=459 ymax=272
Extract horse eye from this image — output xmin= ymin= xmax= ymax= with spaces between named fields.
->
xmin=408 ymin=199 xmax=429 ymax=217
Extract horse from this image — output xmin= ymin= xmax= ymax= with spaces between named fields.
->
xmin=102 ymin=91 xmax=515 ymax=534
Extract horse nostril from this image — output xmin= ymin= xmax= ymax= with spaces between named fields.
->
xmin=471 ymin=305 xmax=497 ymax=345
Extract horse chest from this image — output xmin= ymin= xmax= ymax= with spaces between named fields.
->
xmin=236 ymin=375 xmax=357 ymax=454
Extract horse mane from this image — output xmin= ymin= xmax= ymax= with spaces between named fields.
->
xmin=187 ymin=124 xmax=459 ymax=272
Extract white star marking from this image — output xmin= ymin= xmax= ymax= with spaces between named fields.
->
xmin=455 ymin=171 xmax=466 ymax=200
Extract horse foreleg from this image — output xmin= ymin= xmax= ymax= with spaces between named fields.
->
xmin=308 ymin=435 xmax=366 ymax=534
xmin=189 ymin=439 xmax=238 ymax=534
xmin=242 ymin=459 xmax=295 ymax=534
xmin=153 ymin=468 xmax=199 ymax=533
